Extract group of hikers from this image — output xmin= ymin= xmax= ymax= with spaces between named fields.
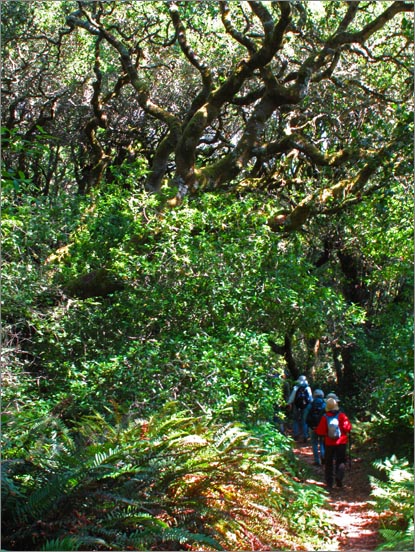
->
xmin=284 ymin=374 xmax=352 ymax=489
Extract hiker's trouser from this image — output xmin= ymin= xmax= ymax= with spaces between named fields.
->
xmin=293 ymin=407 xmax=308 ymax=440
xmin=324 ymin=444 xmax=347 ymax=487
xmin=310 ymin=430 xmax=325 ymax=464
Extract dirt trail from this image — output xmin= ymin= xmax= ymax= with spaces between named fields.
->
xmin=294 ymin=441 xmax=381 ymax=551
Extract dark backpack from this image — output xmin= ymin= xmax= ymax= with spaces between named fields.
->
xmin=294 ymin=385 xmax=310 ymax=409
xmin=306 ymin=397 xmax=326 ymax=429
xmin=325 ymin=412 xmax=341 ymax=439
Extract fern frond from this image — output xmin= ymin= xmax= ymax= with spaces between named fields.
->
xmin=40 ymin=535 xmax=108 ymax=551
xmin=89 ymin=446 xmax=123 ymax=469
xmin=40 ymin=537 xmax=80 ymax=551
xmin=377 ymin=523 xmax=414 ymax=551
xmin=103 ymin=507 xmax=168 ymax=529
xmin=25 ymin=472 xmax=72 ymax=519
xmin=370 ymin=455 xmax=414 ymax=551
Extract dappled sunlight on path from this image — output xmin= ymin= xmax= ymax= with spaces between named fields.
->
xmin=294 ymin=440 xmax=381 ymax=551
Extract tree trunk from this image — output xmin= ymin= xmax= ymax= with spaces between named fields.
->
xmin=268 ymin=334 xmax=298 ymax=380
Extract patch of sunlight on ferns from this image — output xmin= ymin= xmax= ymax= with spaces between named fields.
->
xmin=370 ymin=455 xmax=414 ymax=551
xmin=94 ymin=525 xmax=222 ymax=552
xmin=2 ymin=402 xmax=329 ymax=550
xmin=10 ymin=415 xmax=76 ymax=468
xmin=103 ymin=507 xmax=164 ymax=526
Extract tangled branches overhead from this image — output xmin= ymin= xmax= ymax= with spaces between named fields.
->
xmin=2 ymin=1 xmax=413 ymax=229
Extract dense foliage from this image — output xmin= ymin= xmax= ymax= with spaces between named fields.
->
xmin=1 ymin=1 xmax=413 ymax=550
xmin=3 ymin=405 xmax=330 ymax=551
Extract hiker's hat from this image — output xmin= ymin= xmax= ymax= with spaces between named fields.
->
xmin=326 ymin=392 xmax=340 ymax=402
xmin=313 ymin=389 xmax=324 ymax=398
xmin=297 ymin=375 xmax=307 ymax=385
xmin=326 ymin=398 xmax=338 ymax=411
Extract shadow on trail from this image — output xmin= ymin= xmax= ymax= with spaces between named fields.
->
xmin=294 ymin=440 xmax=381 ymax=551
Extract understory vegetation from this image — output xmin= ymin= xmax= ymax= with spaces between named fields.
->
xmin=2 ymin=405 xmax=332 ymax=551
xmin=2 ymin=182 xmax=413 ymax=551
xmin=2 ymin=1 xmax=413 ymax=550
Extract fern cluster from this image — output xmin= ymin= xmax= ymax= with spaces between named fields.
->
xmin=2 ymin=402 xmax=330 ymax=551
xmin=369 ymin=455 xmax=414 ymax=551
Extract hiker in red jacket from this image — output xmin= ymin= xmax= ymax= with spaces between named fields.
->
xmin=315 ymin=396 xmax=352 ymax=489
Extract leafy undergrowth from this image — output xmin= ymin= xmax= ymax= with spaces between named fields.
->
xmin=2 ymin=404 xmax=334 ymax=551
xmin=370 ymin=456 xmax=414 ymax=551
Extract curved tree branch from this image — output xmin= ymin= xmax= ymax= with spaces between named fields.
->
xmin=275 ymin=136 xmax=406 ymax=232
xmin=168 ymin=2 xmax=213 ymax=91
xmin=220 ymin=1 xmax=257 ymax=53
xmin=326 ymin=1 xmax=413 ymax=47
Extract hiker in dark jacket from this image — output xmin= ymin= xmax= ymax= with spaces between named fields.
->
xmin=287 ymin=375 xmax=313 ymax=442
xmin=304 ymin=389 xmax=326 ymax=465
xmin=316 ymin=396 xmax=352 ymax=488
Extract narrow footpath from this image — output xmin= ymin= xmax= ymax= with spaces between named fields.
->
xmin=294 ymin=440 xmax=381 ymax=551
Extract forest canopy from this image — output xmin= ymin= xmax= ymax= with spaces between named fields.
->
xmin=3 ymin=1 xmax=413 ymax=209
xmin=1 ymin=1 xmax=414 ymax=551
